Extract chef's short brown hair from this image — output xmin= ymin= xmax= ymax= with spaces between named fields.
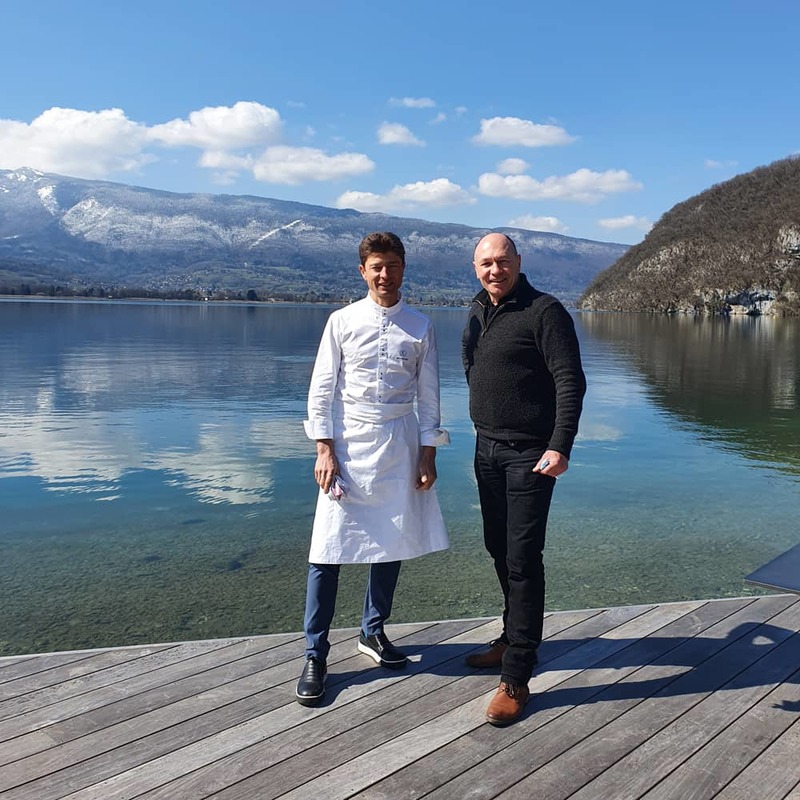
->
xmin=359 ymin=232 xmax=405 ymax=266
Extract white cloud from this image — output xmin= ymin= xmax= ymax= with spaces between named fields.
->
xmin=0 ymin=107 xmax=152 ymax=178
xmin=598 ymin=215 xmax=653 ymax=231
xmin=377 ymin=122 xmax=425 ymax=146
xmin=704 ymin=158 xmax=738 ymax=169
xmin=197 ymin=151 xmax=251 ymax=185
xmin=497 ymin=157 xmax=529 ymax=175
xmin=508 ymin=214 xmax=569 ymax=233
xmin=150 ymin=101 xmax=282 ymax=150
xmin=208 ymin=171 xmax=241 ymax=186
xmin=198 ymin=150 xmax=251 ymax=170
xmin=335 ymin=178 xmax=474 ymax=212
xmin=389 ymin=97 xmax=436 ymax=108
xmin=430 ymin=112 xmax=447 ymax=125
xmin=472 ymin=116 xmax=576 ymax=147
xmin=0 ymin=103 xmax=376 ymax=188
xmin=478 ymin=168 xmax=642 ymax=203
xmin=251 ymin=146 xmax=374 ymax=185
xmin=455 ymin=106 xmax=468 ymax=116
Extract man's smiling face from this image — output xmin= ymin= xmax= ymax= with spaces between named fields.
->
xmin=473 ymin=233 xmax=521 ymax=305
xmin=359 ymin=251 xmax=405 ymax=307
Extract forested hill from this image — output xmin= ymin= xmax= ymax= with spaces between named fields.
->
xmin=578 ymin=157 xmax=800 ymax=315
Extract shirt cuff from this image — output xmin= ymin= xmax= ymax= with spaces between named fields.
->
xmin=421 ymin=428 xmax=450 ymax=447
xmin=304 ymin=419 xmax=333 ymax=440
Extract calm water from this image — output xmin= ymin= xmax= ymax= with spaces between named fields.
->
xmin=1 ymin=299 xmax=798 ymax=655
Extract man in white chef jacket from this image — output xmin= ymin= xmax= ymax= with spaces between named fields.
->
xmin=296 ymin=231 xmax=449 ymax=706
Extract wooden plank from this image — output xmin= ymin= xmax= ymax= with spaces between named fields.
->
xmin=136 ymin=621 xmax=511 ymax=800
xmin=566 ymin=639 xmax=800 ymax=800
xmin=216 ymin=604 xmax=658 ymax=800
xmin=562 ymin=599 xmax=800 ymax=800
xmin=9 ymin=623 xmax=430 ymax=799
xmin=0 ymin=621 xmax=449 ymax=790
xmin=377 ymin=595 xmax=787 ymax=800
xmin=486 ymin=595 xmax=800 ymax=800
xmin=0 ymin=621 xmax=443 ymax=800
xmin=0 ymin=646 xmax=186 ymax=702
xmin=639 ymin=667 xmax=800 ymax=799
xmin=293 ymin=602 xmax=722 ymax=800
xmin=355 ymin=597 xmax=753 ymax=800
xmin=0 ymin=633 xmax=302 ymax=707
xmin=48 ymin=620 xmax=484 ymax=800
xmin=0 ymin=634 xmax=302 ymax=741
xmin=3 ymin=601 xmax=795 ymax=800
xmin=0 ymin=638 xmax=258 ymax=720
xmin=36 ymin=614 xmax=592 ymax=800
xmin=0 ymin=653 xmax=100 ymax=684
xmin=715 ymin=717 xmax=800 ymax=800
xmin=0 ymin=637 xmax=307 ymax=787
xmin=130 ymin=619 xmax=505 ymax=800
xmin=0 ymin=626 xmax=366 ymax=791
xmin=0 ymin=657 xmax=34 ymax=667
xmin=163 ymin=647 xmax=501 ymax=799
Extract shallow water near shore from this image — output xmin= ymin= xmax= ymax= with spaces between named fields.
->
xmin=1 ymin=299 xmax=798 ymax=655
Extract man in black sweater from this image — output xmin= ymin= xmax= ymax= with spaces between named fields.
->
xmin=462 ymin=232 xmax=586 ymax=726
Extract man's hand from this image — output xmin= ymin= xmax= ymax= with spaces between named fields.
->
xmin=532 ymin=449 xmax=568 ymax=478
xmin=314 ymin=439 xmax=338 ymax=493
xmin=416 ymin=445 xmax=437 ymax=490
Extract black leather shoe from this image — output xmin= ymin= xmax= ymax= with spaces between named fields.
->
xmin=295 ymin=657 xmax=326 ymax=706
xmin=357 ymin=632 xmax=408 ymax=669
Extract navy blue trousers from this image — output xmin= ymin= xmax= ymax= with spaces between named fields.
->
xmin=474 ymin=434 xmax=556 ymax=686
xmin=303 ymin=561 xmax=402 ymax=661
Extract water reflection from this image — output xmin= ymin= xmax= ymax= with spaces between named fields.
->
xmin=3 ymin=302 xmax=798 ymax=509
xmin=2 ymin=300 xmax=799 ymax=655
xmin=0 ymin=301 xmax=328 ymax=506
xmin=577 ymin=313 xmax=800 ymax=475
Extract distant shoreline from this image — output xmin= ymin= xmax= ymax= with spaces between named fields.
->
xmin=0 ymin=294 xmax=473 ymax=309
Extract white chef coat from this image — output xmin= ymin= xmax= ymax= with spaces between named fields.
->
xmin=303 ymin=296 xmax=450 ymax=564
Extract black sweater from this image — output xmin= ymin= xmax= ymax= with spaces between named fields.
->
xmin=461 ymin=273 xmax=586 ymax=457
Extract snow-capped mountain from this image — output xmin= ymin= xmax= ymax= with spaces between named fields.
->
xmin=0 ymin=168 xmax=627 ymax=302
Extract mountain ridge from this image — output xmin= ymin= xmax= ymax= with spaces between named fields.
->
xmin=0 ymin=168 xmax=627 ymax=304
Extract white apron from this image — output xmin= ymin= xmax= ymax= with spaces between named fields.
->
xmin=308 ymin=400 xmax=449 ymax=564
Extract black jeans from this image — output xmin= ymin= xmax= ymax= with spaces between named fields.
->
xmin=474 ymin=433 xmax=556 ymax=686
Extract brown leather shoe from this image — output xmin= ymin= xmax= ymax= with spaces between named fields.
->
xmin=465 ymin=639 xmax=508 ymax=668
xmin=485 ymin=681 xmax=530 ymax=726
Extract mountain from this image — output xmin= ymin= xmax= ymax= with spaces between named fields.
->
xmin=578 ymin=157 xmax=800 ymax=315
xmin=0 ymin=168 xmax=627 ymax=304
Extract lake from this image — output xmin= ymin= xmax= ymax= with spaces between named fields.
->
xmin=1 ymin=299 xmax=798 ymax=655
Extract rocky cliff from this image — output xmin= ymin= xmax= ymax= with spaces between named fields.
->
xmin=579 ymin=158 xmax=800 ymax=315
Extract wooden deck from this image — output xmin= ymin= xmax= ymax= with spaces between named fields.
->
xmin=1 ymin=594 xmax=799 ymax=799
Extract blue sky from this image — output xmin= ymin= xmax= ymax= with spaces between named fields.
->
xmin=2 ymin=0 xmax=798 ymax=245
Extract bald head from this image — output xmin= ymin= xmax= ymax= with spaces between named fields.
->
xmin=473 ymin=233 xmax=522 ymax=305
xmin=474 ymin=233 xmax=518 ymax=259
